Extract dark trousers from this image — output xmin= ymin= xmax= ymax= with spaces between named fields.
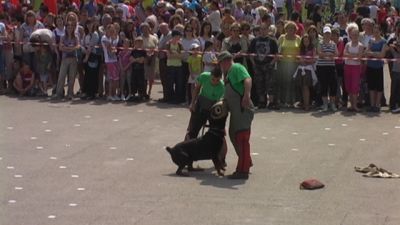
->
xmin=182 ymin=61 xmax=190 ymax=103
xmin=166 ymin=66 xmax=185 ymax=102
xmin=83 ymin=63 xmax=99 ymax=97
xmin=159 ymin=58 xmax=168 ymax=100
xmin=317 ymin=66 xmax=337 ymax=97
xmin=131 ymin=68 xmax=146 ymax=97
xmin=390 ymin=72 xmax=400 ymax=108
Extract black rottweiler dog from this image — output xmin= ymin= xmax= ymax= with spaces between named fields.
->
xmin=166 ymin=101 xmax=228 ymax=176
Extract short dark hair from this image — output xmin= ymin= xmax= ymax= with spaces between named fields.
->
xmin=211 ymin=67 xmax=222 ymax=78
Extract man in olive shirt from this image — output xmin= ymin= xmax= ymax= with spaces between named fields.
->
xmin=218 ymin=51 xmax=254 ymax=180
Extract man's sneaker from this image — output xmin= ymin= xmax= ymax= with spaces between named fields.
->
xmin=125 ymin=94 xmax=132 ymax=101
xmin=321 ymin=103 xmax=328 ymax=112
xmin=227 ymin=171 xmax=249 ymax=180
xmin=330 ymin=103 xmax=337 ymax=112
xmin=391 ymin=107 xmax=400 ymax=113
xmin=121 ymin=95 xmax=126 ymax=101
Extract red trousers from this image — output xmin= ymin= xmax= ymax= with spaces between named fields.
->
xmin=234 ymin=130 xmax=252 ymax=173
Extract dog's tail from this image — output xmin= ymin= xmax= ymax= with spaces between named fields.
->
xmin=165 ymin=146 xmax=172 ymax=154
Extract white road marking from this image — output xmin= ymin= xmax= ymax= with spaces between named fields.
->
xmin=14 ymin=187 xmax=23 ymax=190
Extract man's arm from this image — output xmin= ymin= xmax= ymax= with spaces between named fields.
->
xmin=242 ymin=77 xmax=252 ymax=108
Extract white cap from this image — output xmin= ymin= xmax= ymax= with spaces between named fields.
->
xmin=190 ymin=43 xmax=200 ymax=50
xmin=323 ymin=26 xmax=331 ymax=34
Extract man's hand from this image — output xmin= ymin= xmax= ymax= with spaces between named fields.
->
xmin=241 ymin=95 xmax=251 ymax=109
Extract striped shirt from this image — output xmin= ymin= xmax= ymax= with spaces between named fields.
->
xmin=317 ymin=41 xmax=336 ymax=66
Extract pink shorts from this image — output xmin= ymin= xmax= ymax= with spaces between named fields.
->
xmin=106 ymin=62 xmax=120 ymax=81
xmin=344 ymin=64 xmax=361 ymax=95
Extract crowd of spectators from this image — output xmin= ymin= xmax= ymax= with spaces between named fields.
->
xmin=0 ymin=0 xmax=400 ymax=113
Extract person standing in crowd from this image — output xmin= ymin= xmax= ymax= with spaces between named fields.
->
xmin=222 ymin=23 xmax=248 ymax=65
xmin=0 ymin=19 xmax=8 ymax=94
xmin=130 ymin=37 xmax=147 ymax=101
xmin=218 ymin=51 xmax=254 ymax=180
xmin=140 ymin=22 xmax=158 ymax=100
xmin=81 ymin=19 xmax=100 ymax=100
xmin=101 ymin=23 xmax=120 ymax=101
xmin=277 ymin=21 xmax=301 ymax=107
xmin=316 ymin=26 xmax=338 ymax=112
xmin=385 ymin=21 xmax=400 ymax=114
xmin=181 ymin=24 xmax=200 ymax=104
xmin=294 ymin=34 xmax=316 ymax=111
xmin=158 ymin=22 xmax=172 ymax=103
xmin=118 ymin=38 xmax=132 ymax=101
xmin=198 ymin=21 xmax=213 ymax=50
xmin=365 ymin=23 xmax=386 ymax=113
xmin=187 ymin=43 xmax=202 ymax=97
xmin=166 ymin=30 xmax=184 ymax=104
xmin=248 ymin=22 xmax=279 ymax=109
xmin=55 ymin=22 xmax=80 ymax=100
xmin=202 ymin=41 xmax=217 ymax=73
xmin=344 ymin=23 xmax=365 ymax=112
xmin=21 ymin=10 xmax=44 ymax=71
xmin=207 ymin=1 xmax=222 ymax=35
xmin=331 ymin=28 xmax=348 ymax=109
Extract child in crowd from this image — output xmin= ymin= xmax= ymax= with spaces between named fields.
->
xmin=187 ymin=43 xmax=203 ymax=102
xmin=130 ymin=37 xmax=147 ymax=101
xmin=101 ymin=24 xmax=120 ymax=101
xmin=295 ymin=34 xmax=316 ymax=111
xmin=316 ymin=26 xmax=338 ymax=112
xmin=36 ymin=45 xmax=52 ymax=96
xmin=13 ymin=57 xmax=35 ymax=96
xmin=118 ymin=38 xmax=133 ymax=101
xmin=202 ymin=41 xmax=217 ymax=72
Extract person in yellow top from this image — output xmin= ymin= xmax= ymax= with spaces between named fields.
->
xmin=187 ymin=43 xmax=203 ymax=103
xmin=277 ymin=21 xmax=301 ymax=107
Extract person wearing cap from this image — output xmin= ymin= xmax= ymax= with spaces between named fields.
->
xmin=218 ymin=51 xmax=254 ymax=180
xmin=140 ymin=22 xmax=159 ymax=100
xmin=316 ymin=26 xmax=339 ymax=112
xmin=187 ymin=43 xmax=203 ymax=95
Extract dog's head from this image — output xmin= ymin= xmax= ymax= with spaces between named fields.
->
xmin=208 ymin=100 xmax=228 ymax=131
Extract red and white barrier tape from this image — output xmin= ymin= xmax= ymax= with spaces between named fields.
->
xmin=3 ymin=40 xmax=399 ymax=62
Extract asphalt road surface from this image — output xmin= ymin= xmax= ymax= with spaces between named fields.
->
xmin=1 ymin=80 xmax=399 ymax=225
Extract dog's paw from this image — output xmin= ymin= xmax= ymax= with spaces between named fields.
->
xmin=176 ymin=171 xmax=190 ymax=177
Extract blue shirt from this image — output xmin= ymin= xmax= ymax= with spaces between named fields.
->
xmin=367 ymin=39 xmax=386 ymax=69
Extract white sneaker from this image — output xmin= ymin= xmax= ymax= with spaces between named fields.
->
xmin=330 ymin=103 xmax=337 ymax=112
xmin=391 ymin=107 xmax=400 ymax=113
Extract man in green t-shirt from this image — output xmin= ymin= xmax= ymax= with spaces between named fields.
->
xmin=186 ymin=67 xmax=225 ymax=140
xmin=218 ymin=51 xmax=254 ymax=180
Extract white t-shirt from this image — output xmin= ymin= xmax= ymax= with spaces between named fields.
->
xmin=369 ymin=5 xmax=379 ymax=20
xmin=207 ymin=10 xmax=221 ymax=33
xmin=275 ymin=0 xmax=285 ymax=8
xmin=101 ymin=35 xmax=119 ymax=63
xmin=118 ymin=3 xmax=131 ymax=21
xmin=0 ymin=22 xmax=6 ymax=45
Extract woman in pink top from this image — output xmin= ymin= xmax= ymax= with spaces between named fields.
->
xmin=343 ymin=24 xmax=365 ymax=112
